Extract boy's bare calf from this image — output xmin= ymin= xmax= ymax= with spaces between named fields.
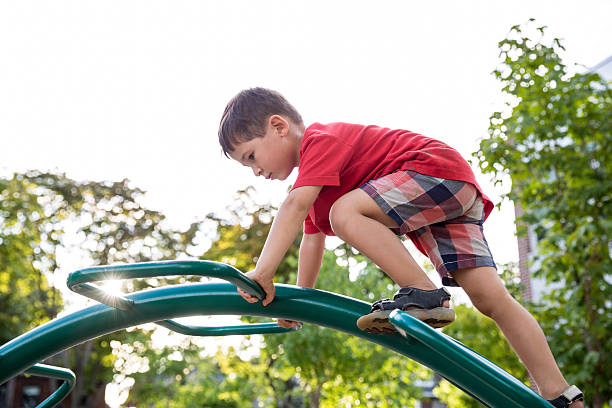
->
xmin=453 ymin=266 xmax=578 ymax=404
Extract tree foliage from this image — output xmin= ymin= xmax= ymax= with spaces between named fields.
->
xmin=0 ymin=173 xmax=63 ymax=343
xmin=1 ymin=170 xmax=201 ymax=407
xmin=202 ymin=186 xmax=299 ymax=283
xmin=475 ymin=20 xmax=611 ymax=407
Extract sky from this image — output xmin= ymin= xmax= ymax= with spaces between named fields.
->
xmin=1 ymin=0 xmax=611 ymax=269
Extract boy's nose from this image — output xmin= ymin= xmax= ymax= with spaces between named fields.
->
xmin=252 ymin=167 xmax=263 ymax=177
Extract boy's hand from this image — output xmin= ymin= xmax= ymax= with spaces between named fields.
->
xmin=237 ymin=269 xmax=275 ymax=306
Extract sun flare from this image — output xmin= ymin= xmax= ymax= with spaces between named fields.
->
xmin=101 ymin=279 xmax=124 ymax=297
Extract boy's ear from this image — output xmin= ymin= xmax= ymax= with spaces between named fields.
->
xmin=269 ymin=115 xmax=289 ymax=137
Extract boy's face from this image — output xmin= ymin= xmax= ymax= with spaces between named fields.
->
xmin=228 ymin=116 xmax=299 ymax=181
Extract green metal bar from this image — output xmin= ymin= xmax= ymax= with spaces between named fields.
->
xmin=70 ymin=282 xmax=135 ymax=310
xmin=23 ymin=363 xmax=76 ymax=408
xmin=0 ymin=279 xmax=550 ymax=407
xmin=67 ymin=260 xmax=265 ymax=310
xmin=155 ymin=320 xmax=301 ymax=336
xmin=388 ymin=309 xmax=553 ymax=407
xmin=67 ymin=260 xmax=268 ymax=334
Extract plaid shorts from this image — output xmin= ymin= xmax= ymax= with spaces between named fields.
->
xmin=360 ymin=170 xmax=496 ymax=287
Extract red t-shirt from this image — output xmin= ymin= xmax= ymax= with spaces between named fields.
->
xmin=291 ymin=122 xmax=494 ymax=253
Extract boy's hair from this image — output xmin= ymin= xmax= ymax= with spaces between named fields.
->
xmin=218 ymin=87 xmax=303 ymax=157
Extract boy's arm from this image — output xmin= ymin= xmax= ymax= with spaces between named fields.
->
xmin=297 ymin=231 xmax=326 ymax=288
xmin=276 ymin=231 xmax=325 ymax=329
xmin=238 ymin=185 xmax=322 ymax=306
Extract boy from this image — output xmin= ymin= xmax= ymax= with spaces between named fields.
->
xmin=218 ymin=87 xmax=583 ymax=407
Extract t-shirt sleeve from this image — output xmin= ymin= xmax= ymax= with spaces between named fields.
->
xmin=292 ymin=133 xmax=353 ymax=189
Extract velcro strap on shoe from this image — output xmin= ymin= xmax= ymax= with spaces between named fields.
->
xmin=548 ymin=385 xmax=583 ymax=407
xmin=370 ymin=287 xmax=450 ymax=312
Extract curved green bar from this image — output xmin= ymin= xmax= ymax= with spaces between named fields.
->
xmin=388 ymin=310 xmax=552 ymax=407
xmin=155 ymin=320 xmax=300 ymax=336
xmin=67 ymin=260 xmax=265 ymax=310
xmin=24 ymin=364 xmax=76 ymax=408
xmin=67 ymin=260 xmax=271 ymax=335
xmin=0 ymin=281 xmax=550 ymax=407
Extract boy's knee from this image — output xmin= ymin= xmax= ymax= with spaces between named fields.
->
xmin=470 ymin=288 xmax=515 ymax=319
xmin=472 ymin=292 xmax=516 ymax=320
xmin=329 ymin=198 xmax=353 ymax=237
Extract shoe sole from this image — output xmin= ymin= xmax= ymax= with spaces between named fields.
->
xmin=356 ymin=307 xmax=455 ymax=334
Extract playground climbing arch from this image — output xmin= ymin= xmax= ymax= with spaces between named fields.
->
xmin=0 ymin=260 xmax=554 ymax=407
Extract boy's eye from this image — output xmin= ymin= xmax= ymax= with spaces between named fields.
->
xmin=248 ymin=153 xmax=255 ymax=161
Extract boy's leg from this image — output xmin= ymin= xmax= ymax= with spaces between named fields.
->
xmin=329 ymin=188 xmax=448 ymax=308
xmin=452 ymin=266 xmax=581 ymax=405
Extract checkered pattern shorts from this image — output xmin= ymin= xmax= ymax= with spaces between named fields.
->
xmin=360 ymin=170 xmax=496 ymax=287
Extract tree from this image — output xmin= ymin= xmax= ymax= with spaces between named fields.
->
xmin=1 ymin=170 xmax=201 ymax=407
xmin=202 ymin=186 xmax=299 ymax=282
xmin=0 ymin=173 xmax=63 ymax=344
xmin=0 ymin=173 xmax=66 ymax=406
xmin=119 ymin=329 xmax=251 ymax=408
xmin=475 ymin=20 xmax=611 ymax=407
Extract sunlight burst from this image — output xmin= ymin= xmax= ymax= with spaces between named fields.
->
xmin=101 ymin=279 xmax=124 ymax=297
